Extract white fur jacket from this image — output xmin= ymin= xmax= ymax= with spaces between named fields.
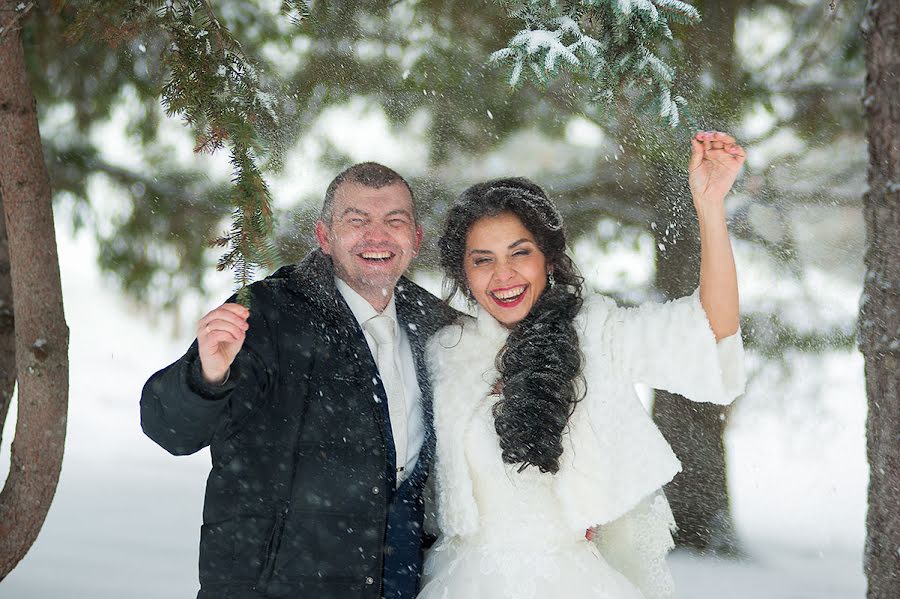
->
xmin=425 ymin=288 xmax=746 ymax=598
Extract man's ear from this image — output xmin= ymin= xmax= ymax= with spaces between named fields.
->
xmin=413 ymin=224 xmax=423 ymax=256
xmin=315 ymin=220 xmax=332 ymax=254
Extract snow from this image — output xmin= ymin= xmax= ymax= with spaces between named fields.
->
xmin=0 ymin=205 xmax=868 ymax=598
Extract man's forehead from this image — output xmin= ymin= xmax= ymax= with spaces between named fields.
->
xmin=332 ymin=181 xmax=413 ymax=214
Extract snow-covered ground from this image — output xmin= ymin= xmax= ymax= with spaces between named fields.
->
xmin=0 ymin=213 xmax=867 ymax=599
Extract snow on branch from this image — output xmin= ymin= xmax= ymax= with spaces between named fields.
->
xmin=491 ymin=0 xmax=699 ymax=128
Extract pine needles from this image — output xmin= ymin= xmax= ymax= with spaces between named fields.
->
xmin=491 ymin=0 xmax=700 ymax=128
xmin=68 ymin=0 xmax=284 ymax=306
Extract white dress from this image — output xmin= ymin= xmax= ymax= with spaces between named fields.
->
xmin=417 ymin=290 xmax=746 ymax=599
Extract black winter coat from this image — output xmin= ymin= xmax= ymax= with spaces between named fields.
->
xmin=140 ymin=250 xmax=458 ymax=599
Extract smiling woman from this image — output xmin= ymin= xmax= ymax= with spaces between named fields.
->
xmin=464 ymin=215 xmax=549 ymax=326
xmin=438 ymin=177 xmax=586 ymax=475
xmin=421 ymin=137 xmax=748 ymax=599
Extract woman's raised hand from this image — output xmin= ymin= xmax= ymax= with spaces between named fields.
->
xmin=196 ymin=303 xmax=250 ymax=384
xmin=688 ymin=130 xmax=746 ymax=208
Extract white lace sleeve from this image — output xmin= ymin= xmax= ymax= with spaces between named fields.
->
xmin=592 ymin=491 xmax=678 ymax=599
xmin=608 ymin=288 xmax=746 ymax=405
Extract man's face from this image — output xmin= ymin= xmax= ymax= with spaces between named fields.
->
xmin=316 ymin=181 xmax=422 ymax=301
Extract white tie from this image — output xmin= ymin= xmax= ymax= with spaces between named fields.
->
xmin=364 ymin=314 xmax=408 ymax=484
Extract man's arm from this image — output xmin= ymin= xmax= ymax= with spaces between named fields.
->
xmin=140 ymin=299 xmax=274 ymax=455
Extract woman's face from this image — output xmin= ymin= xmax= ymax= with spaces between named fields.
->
xmin=463 ymin=211 xmax=549 ymax=327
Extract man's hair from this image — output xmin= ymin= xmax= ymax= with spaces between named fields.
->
xmin=320 ymin=162 xmax=416 ymax=223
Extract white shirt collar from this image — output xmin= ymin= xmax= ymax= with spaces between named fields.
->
xmin=334 ymin=276 xmax=399 ymax=330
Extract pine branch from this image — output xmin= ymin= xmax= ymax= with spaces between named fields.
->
xmin=70 ymin=0 xmax=287 ymax=305
xmin=491 ymin=0 xmax=700 ymax=129
xmin=280 ymin=0 xmax=310 ymax=26
xmin=0 ymin=1 xmax=36 ymax=39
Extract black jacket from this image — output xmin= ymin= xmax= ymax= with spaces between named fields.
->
xmin=140 ymin=250 xmax=458 ymax=598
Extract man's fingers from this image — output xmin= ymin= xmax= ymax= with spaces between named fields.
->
xmin=199 ymin=308 xmax=249 ymax=333
xmin=203 ymin=325 xmax=245 ymax=345
xmin=220 ymin=303 xmax=250 ymax=319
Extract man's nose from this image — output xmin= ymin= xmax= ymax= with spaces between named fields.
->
xmin=362 ymin=221 xmax=390 ymax=241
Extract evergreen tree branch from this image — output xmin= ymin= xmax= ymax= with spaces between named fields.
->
xmin=0 ymin=1 xmax=35 ymax=39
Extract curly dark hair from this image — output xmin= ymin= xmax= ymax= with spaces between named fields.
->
xmin=439 ymin=177 xmax=585 ymax=474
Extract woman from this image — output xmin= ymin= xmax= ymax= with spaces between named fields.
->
xmin=417 ymin=131 xmax=747 ymax=599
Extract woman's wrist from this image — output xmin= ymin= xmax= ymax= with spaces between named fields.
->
xmin=694 ymin=197 xmax=727 ymax=224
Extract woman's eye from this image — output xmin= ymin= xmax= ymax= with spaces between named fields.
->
xmin=473 ymin=258 xmax=491 ymax=266
xmin=513 ymin=249 xmax=531 ymax=257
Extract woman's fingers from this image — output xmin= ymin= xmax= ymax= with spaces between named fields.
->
xmin=712 ymin=131 xmax=736 ymax=145
xmin=696 ymin=130 xmax=738 ymax=150
xmin=689 ymin=137 xmax=705 ymax=171
xmin=706 ymin=148 xmax=732 ymax=158
xmin=694 ymin=131 xmax=746 ymax=162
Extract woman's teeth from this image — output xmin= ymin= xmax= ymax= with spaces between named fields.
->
xmin=492 ymin=286 xmax=526 ymax=301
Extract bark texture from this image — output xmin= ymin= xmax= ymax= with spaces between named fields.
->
xmin=651 ymin=185 xmax=738 ymax=554
xmin=0 ymin=192 xmax=14 ymax=445
xmin=860 ymin=2 xmax=900 ymax=597
xmin=0 ymin=3 xmax=70 ymax=579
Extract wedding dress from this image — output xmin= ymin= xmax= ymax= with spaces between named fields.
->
xmin=417 ymin=290 xmax=746 ymax=599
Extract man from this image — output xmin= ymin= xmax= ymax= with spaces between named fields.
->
xmin=141 ymin=163 xmax=458 ymax=599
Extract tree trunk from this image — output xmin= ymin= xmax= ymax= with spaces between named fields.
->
xmin=0 ymin=191 xmax=15 ymax=446
xmin=860 ymin=2 xmax=900 ymax=597
xmin=650 ymin=178 xmax=738 ymax=555
xmin=649 ymin=0 xmax=742 ymax=555
xmin=0 ymin=3 xmax=70 ymax=580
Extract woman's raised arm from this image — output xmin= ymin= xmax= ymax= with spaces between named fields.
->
xmin=689 ymin=130 xmax=745 ymax=341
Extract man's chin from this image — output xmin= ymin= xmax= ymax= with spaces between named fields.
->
xmin=358 ymin=273 xmax=403 ymax=291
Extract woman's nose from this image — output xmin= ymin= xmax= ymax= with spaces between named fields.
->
xmin=491 ymin=261 xmax=515 ymax=282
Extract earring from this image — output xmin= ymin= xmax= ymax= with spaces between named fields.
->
xmin=547 ymin=271 xmax=555 ymax=288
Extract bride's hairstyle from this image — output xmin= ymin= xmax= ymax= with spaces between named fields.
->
xmin=439 ymin=177 xmax=585 ymax=474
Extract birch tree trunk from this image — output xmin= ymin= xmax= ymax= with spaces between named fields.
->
xmin=0 ymin=2 xmax=70 ymax=578
xmin=860 ymin=2 xmax=900 ymax=597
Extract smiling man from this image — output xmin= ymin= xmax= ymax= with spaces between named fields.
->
xmin=140 ymin=163 xmax=458 ymax=599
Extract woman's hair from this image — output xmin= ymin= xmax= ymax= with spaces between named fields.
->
xmin=438 ymin=177 xmax=585 ymax=474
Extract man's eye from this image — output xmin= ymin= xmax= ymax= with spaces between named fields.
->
xmin=388 ymin=219 xmax=406 ymax=227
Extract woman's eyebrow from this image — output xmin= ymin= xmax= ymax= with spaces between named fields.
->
xmin=509 ymin=238 xmax=533 ymax=249
xmin=467 ymin=248 xmax=493 ymax=256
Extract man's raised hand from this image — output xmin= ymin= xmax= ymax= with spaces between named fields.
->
xmin=196 ymin=303 xmax=250 ymax=385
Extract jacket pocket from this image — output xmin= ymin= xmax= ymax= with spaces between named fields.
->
xmin=256 ymin=507 xmax=287 ymax=593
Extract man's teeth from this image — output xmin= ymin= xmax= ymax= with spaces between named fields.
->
xmin=361 ymin=252 xmax=393 ymax=260
xmin=492 ymin=286 xmax=526 ymax=300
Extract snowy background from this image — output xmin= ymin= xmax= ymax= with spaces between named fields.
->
xmin=0 ymin=185 xmax=868 ymax=599
xmin=0 ymin=8 xmax=871 ymax=593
